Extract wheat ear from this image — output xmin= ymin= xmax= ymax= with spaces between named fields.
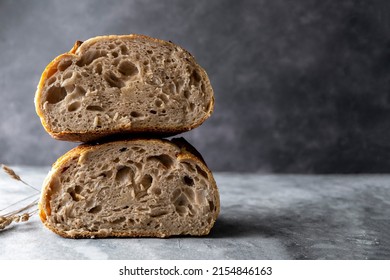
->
xmin=0 ymin=199 xmax=38 ymax=230
xmin=1 ymin=164 xmax=40 ymax=192
xmin=0 ymin=164 xmax=40 ymax=231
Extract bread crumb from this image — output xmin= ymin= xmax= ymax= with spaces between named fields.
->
xmin=93 ymin=116 xmax=100 ymax=127
xmin=43 ymin=101 xmax=49 ymax=110
xmin=113 ymin=112 xmax=119 ymax=121
xmin=119 ymin=116 xmax=131 ymax=124
xmin=78 ymin=151 xmax=89 ymax=165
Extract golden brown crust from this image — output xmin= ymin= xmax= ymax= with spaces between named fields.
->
xmin=39 ymin=138 xmax=220 ymax=238
xmin=47 ymin=120 xmax=209 ymax=143
xmin=69 ymin=40 xmax=83 ymax=54
xmin=34 ymin=34 xmax=214 ymax=142
xmin=41 ymin=218 xmax=213 ymax=238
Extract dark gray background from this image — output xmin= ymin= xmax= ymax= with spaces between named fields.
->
xmin=1 ymin=0 xmax=390 ymax=173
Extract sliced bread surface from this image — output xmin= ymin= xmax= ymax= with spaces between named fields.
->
xmin=35 ymin=35 xmax=214 ymax=142
xmin=39 ymin=138 xmax=220 ymax=238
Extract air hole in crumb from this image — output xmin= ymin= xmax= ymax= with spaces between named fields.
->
xmin=171 ymin=189 xmax=181 ymax=202
xmin=74 ymin=185 xmax=82 ymax=194
xmin=118 ymin=60 xmax=138 ymax=77
xmin=189 ymin=103 xmax=195 ymax=111
xmin=196 ymin=165 xmax=208 ymax=179
xmin=175 ymin=195 xmax=190 ymax=216
xmin=95 ymin=63 xmax=103 ymax=75
xmin=139 ymin=174 xmax=153 ymax=190
xmin=113 ymin=158 xmax=120 ymax=163
xmin=119 ymin=147 xmax=127 ymax=152
xmin=157 ymin=94 xmax=169 ymax=103
xmin=58 ymin=60 xmax=72 ymax=72
xmin=155 ymin=100 xmax=163 ymax=107
xmin=103 ymin=71 xmax=124 ymax=88
xmin=147 ymin=154 xmax=174 ymax=169
xmin=112 ymin=58 xmax=120 ymax=66
xmin=132 ymin=147 xmax=145 ymax=153
xmin=76 ymin=50 xmax=107 ymax=67
xmin=184 ymin=188 xmax=195 ymax=202
xmin=147 ymin=75 xmax=162 ymax=86
xmin=64 ymin=84 xmax=75 ymax=94
xmin=190 ymin=70 xmax=201 ymax=86
xmin=184 ymin=90 xmax=190 ymax=99
xmin=152 ymin=188 xmax=161 ymax=196
xmin=115 ymin=166 xmax=133 ymax=183
xmin=182 ymin=162 xmax=195 ymax=172
xmin=130 ymin=111 xmax=142 ymax=118
xmin=175 ymin=206 xmax=187 ymax=216
xmin=47 ymin=86 xmax=67 ymax=104
xmin=99 ymin=170 xmax=113 ymax=178
xmin=120 ymin=45 xmax=128 ymax=55
xmin=183 ymin=175 xmax=194 ymax=186
xmin=150 ymin=209 xmax=169 ymax=218
xmin=86 ymin=105 xmax=104 ymax=111
xmin=88 ymin=205 xmax=102 ymax=214
xmin=112 ymin=51 xmax=118 ymax=58
xmin=63 ymin=72 xmax=73 ymax=81
xmin=112 ymin=217 xmax=125 ymax=224
xmin=168 ymin=83 xmax=176 ymax=94
xmin=68 ymin=189 xmax=81 ymax=202
xmin=47 ymin=76 xmax=56 ymax=86
xmin=208 ymin=200 xmax=215 ymax=212
xmin=75 ymin=86 xmax=86 ymax=96
xmin=201 ymin=82 xmax=206 ymax=93
xmin=150 ymin=110 xmax=157 ymax=114
xmin=67 ymin=101 xmax=81 ymax=112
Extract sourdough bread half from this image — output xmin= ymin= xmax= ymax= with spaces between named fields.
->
xmin=35 ymin=35 xmax=214 ymax=142
xmin=39 ymin=138 xmax=220 ymax=238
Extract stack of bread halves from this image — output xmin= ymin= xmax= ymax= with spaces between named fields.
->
xmin=34 ymin=35 xmax=219 ymax=238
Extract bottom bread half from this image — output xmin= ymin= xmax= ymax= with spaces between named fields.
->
xmin=39 ymin=138 xmax=219 ymax=238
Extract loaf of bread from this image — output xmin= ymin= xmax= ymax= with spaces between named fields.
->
xmin=35 ymin=35 xmax=214 ymax=142
xmin=39 ymin=138 xmax=220 ymax=238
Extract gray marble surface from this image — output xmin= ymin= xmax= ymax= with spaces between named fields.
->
xmin=1 ymin=166 xmax=389 ymax=260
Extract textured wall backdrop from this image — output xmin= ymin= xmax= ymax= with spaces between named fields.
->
xmin=1 ymin=0 xmax=390 ymax=173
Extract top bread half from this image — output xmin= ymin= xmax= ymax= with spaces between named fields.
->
xmin=35 ymin=35 xmax=214 ymax=142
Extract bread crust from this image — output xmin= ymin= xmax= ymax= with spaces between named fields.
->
xmin=34 ymin=35 xmax=214 ymax=142
xmin=39 ymin=138 xmax=220 ymax=238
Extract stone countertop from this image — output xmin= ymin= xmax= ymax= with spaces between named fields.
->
xmin=1 ymin=166 xmax=389 ymax=260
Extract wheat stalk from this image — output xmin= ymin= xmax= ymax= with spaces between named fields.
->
xmin=0 ymin=164 xmax=40 ymax=231
xmin=1 ymin=164 xmax=40 ymax=192
xmin=0 ymin=199 xmax=38 ymax=230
